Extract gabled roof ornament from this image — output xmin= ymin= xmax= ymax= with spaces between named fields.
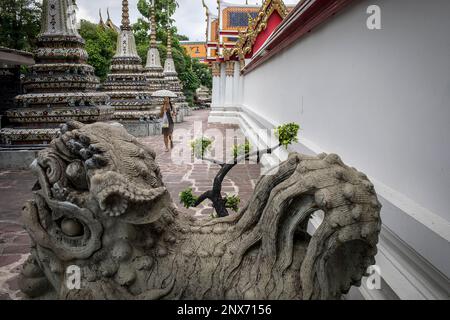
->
xmin=223 ymin=0 xmax=289 ymax=69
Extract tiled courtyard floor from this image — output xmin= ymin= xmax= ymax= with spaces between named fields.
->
xmin=0 ymin=109 xmax=261 ymax=300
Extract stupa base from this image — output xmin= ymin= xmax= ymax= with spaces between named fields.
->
xmin=121 ymin=121 xmax=162 ymax=137
xmin=0 ymin=127 xmax=60 ymax=146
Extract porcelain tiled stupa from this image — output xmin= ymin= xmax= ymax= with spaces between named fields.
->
xmin=102 ymin=0 xmax=159 ymax=125
xmin=163 ymin=31 xmax=187 ymax=108
xmin=144 ymin=4 xmax=167 ymax=93
xmin=0 ymin=0 xmax=113 ymax=146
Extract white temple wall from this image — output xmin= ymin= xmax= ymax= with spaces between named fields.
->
xmin=210 ymin=0 xmax=450 ymax=299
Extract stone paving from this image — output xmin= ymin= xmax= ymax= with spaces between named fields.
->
xmin=0 ymin=109 xmax=261 ymax=300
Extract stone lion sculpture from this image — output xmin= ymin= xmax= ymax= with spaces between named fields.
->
xmin=18 ymin=121 xmax=381 ymax=300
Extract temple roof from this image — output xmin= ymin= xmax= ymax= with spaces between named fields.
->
xmin=224 ymin=0 xmax=290 ymax=67
xmin=205 ymin=0 xmax=295 ymax=63
xmin=99 ymin=8 xmax=120 ymax=32
xmin=0 ymin=47 xmax=34 ymax=66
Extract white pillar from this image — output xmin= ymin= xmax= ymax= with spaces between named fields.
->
xmin=219 ymin=62 xmax=226 ymax=108
xmin=211 ymin=62 xmax=221 ymax=109
xmin=224 ymin=61 xmax=235 ymax=107
xmin=232 ymin=61 xmax=241 ymax=107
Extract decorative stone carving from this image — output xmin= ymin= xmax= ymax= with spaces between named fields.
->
xmin=19 ymin=121 xmax=381 ymax=300
xmin=195 ymin=86 xmax=212 ymax=107
xmin=0 ymin=0 xmax=113 ymax=145
xmin=225 ymin=61 xmax=236 ymax=77
xmin=211 ymin=62 xmax=221 ymax=77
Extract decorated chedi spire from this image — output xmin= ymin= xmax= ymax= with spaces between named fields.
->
xmin=0 ymin=0 xmax=112 ymax=146
xmin=163 ymin=28 xmax=187 ymax=107
xmin=149 ymin=3 xmax=157 ymax=47
xmin=145 ymin=1 xmax=166 ymax=93
xmin=102 ymin=0 xmax=159 ymax=130
xmin=163 ymin=29 xmax=177 ymax=76
xmin=40 ymin=0 xmax=79 ymax=36
xmin=113 ymin=0 xmax=140 ymax=60
xmin=121 ymin=0 xmax=131 ymax=30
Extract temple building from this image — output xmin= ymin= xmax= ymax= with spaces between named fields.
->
xmin=180 ymin=41 xmax=207 ymax=63
xmin=98 ymin=8 xmax=120 ymax=33
xmin=163 ymin=31 xmax=187 ymax=110
xmin=0 ymin=0 xmax=112 ymax=146
xmin=101 ymin=0 xmax=159 ymax=136
xmin=209 ymin=0 xmax=290 ymax=117
xmin=144 ymin=4 xmax=167 ymax=94
xmin=208 ymin=0 xmax=450 ymax=300
xmin=203 ymin=0 xmax=262 ymax=64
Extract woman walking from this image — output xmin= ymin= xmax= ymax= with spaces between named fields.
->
xmin=160 ymin=97 xmax=176 ymax=152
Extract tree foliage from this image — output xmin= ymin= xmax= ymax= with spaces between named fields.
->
xmin=0 ymin=0 xmax=41 ymax=51
xmin=275 ymin=123 xmax=300 ymax=148
xmin=190 ymin=137 xmax=213 ymax=158
xmin=78 ymin=20 xmax=117 ymax=81
xmin=179 ymin=188 xmax=198 ymax=209
xmin=182 ymin=123 xmax=301 ymax=217
xmin=134 ymin=0 xmax=211 ymax=105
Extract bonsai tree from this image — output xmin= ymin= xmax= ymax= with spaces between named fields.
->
xmin=180 ymin=123 xmax=300 ymax=217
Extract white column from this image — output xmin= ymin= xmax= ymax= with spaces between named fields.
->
xmin=211 ymin=62 xmax=221 ymax=109
xmin=232 ymin=61 xmax=241 ymax=107
xmin=224 ymin=61 xmax=235 ymax=107
xmin=219 ymin=62 xmax=226 ymax=108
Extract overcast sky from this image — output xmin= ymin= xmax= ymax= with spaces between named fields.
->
xmin=77 ymin=0 xmax=300 ymax=42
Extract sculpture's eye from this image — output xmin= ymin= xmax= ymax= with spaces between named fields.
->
xmin=60 ymin=218 xmax=84 ymax=237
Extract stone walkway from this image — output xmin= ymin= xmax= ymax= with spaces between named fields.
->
xmin=0 ymin=109 xmax=261 ymax=300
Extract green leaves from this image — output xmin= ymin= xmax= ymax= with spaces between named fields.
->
xmin=0 ymin=0 xmax=41 ymax=51
xmin=232 ymin=141 xmax=251 ymax=159
xmin=275 ymin=123 xmax=300 ymax=148
xmin=179 ymin=188 xmax=198 ymax=209
xmin=192 ymin=60 xmax=213 ymax=89
xmin=79 ymin=21 xmax=117 ymax=82
xmin=225 ymin=195 xmax=240 ymax=212
xmin=190 ymin=137 xmax=213 ymax=159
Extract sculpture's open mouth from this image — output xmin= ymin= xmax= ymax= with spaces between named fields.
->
xmin=23 ymin=159 xmax=103 ymax=261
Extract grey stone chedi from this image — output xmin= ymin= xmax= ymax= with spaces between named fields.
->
xmin=101 ymin=0 xmax=158 ymax=122
xmin=144 ymin=4 xmax=167 ymax=94
xmin=0 ymin=0 xmax=112 ymax=146
xmin=18 ymin=121 xmax=382 ymax=299
xmin=163 ymin=31 xmax=187 ymax=108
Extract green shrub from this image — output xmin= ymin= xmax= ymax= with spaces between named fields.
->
xmin=191 ymin=137 xmax=213 ymax=158
xmin=232 ymin=141 xmax=251 ymax=159
xmin=225 ymin=194 xmax=240 ymax=212
xmin=179 ymin=188 xmax=198 ymax=208
xmin=275 ymin=123 xmax=300 ymax=148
